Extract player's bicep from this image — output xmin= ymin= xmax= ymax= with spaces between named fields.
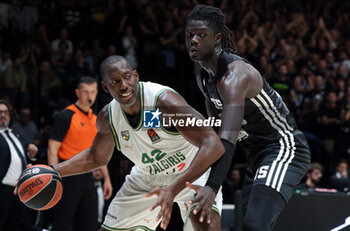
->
xmin=90 ymin=106 xmax=115 ymax=165
xmin=217 ymin=63 xmax=251 ymax=143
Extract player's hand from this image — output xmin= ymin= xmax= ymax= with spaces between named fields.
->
xmin=186 ymin=182 xmax=216 ymax=224
xmin=143 ymin=187 xmax=175 ymax=230
xmin=103 ymin=179 xmax=113 ymax=200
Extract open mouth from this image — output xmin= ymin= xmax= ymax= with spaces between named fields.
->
xmin=120 ymin=92 xmax=133 ymax=100
xmin=189 ymin=47 xmax=199 ymax=56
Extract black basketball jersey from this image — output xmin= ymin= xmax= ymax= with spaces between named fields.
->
xmin=200 ymin=52 xmax=297 ymax=154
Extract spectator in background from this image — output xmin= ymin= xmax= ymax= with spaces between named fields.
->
xmin=11 ymin=107 xmax=41 ymax=147
xmin=317 ymin=91 xmax=340 ymax=156
xmin=121 ymin=25 xmax=138 ymax=69
xmin=328 ymin=159 xmax=350 ymax=192
xmin=29 ymin=23 xmax=51 ymax=62
xmin=0 ymin=99 xmax=38 ymax=231
xmin=51 ymin=41 xmax=71 ymax=72
xmin=296 ymin=162 xmax=323 ymax=191
xmin=51 ymin=27 xmax=73 ymax=55
xmin=337 ymin=85 xmax=350 ymax=156
xmin=2 ymin=58 xmax=27 ymax=109
xmin=138 ymin=4 xmax=160 ymax=76
xmin=222 ymin=168 xmax=242 ymax=204
xmin=47 ymin=77 xmax=112 ymax=231
xmin=0 ymin=50 xmax=12 ymax=73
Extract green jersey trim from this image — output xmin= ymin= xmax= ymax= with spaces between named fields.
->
xmin=108 ymin=104 xmax=121 ymax=151
xmin=153 ymin=88 xmax=180 ymax=135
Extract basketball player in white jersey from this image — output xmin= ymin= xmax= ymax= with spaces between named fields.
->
xmin=47 ymin=55 xmax=225 ymax=231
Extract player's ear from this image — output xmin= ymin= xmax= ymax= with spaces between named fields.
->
xmin=101 ymin=81 xmax=110 ymax=94
xmin=133 ymin=70 xmax=139 ymax=81
xmin=215 ymin=33 xmax=222 ymax=45
xmin=75 ymin=88 xmax=80 ymax=98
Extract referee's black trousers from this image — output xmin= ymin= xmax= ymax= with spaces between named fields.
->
xmin=51 ymin=173 xmax=98 ymax=231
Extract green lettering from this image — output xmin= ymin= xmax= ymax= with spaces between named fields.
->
xmin=142 ymin=153 xmax=154 ymax=164
xmin=173 ymin=155 xmax=181 ymax=163
xmin=160 ymin=160 xmax=169 ymax=169
xmin=176 ymin=152 xmax=186 ymax=161
xmin=168 ymin=156 xmax=178 ymax=165
xmin=165 ymin=158 xmax=174 ymax=167
xmin=156 ymin=162 xmax=165 ymax=172
xmin=148 ymin=166 xmax=153 ymax=175
xmin=153 ymin=164 xmax=161 ymax=174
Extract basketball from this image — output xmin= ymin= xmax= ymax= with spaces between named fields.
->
xmin=16 ymin=164 xmax=63 ymax=210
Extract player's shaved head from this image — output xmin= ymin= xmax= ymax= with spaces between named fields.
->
xmin=100 ymin=55 xmax=130 ymax=81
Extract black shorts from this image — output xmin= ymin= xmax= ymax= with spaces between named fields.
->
xmin=242 ymin=129 xmax=310 ymax=202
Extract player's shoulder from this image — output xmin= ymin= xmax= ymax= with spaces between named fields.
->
xmin=96 ymin=104 xmax=111 ymax=132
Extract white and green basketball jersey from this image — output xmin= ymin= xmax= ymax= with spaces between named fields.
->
xmin=108 ymin=81 xmax=199 ymax=176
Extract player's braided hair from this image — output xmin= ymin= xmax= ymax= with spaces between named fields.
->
xmin=187 ymin=4 xmax=237 ymax=54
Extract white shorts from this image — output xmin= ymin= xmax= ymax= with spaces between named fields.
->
xmin=101 ymin=166 xmax=222 ymax=231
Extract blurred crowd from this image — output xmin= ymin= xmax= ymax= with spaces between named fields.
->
xmin=1 ymin=0 xmax=350 ymax=207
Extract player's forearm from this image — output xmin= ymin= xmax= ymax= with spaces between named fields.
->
xmin=101 ymin=165 xmax=111 ymax=182
xmin=205 ymin=139 xmax=235 ymax=194
xmin=167 ymin=137 xmax=224 ymax=196
xmin=47 ymin=150 xmax=59 ymax=165
xmin=53 ymin=147 xmax=106 ymax=177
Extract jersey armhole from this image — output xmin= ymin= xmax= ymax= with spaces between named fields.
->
xmin=107 ymin=103 xmax=121 ymax=151
xmin=153 ymin=89 xmax=180 ymax=135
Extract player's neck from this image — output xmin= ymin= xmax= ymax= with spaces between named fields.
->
xmin=199 ymin=48 xmax=222 ymax=77
xmin=121 ymin=97 xmax=141 ymax=116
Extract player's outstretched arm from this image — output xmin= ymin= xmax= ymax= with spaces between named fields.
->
xmin=144 ymin=91 xmax=225 ymax=229
xmin=53 ymin=105 xmax=116 ymax=177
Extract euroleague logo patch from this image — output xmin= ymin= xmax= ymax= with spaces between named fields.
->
xmin=147 ymin=128 xmax=161 ymax=143
xmin=20 ymin=167 xmax=40 ymax=180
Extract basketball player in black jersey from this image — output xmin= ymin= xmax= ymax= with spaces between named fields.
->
xmin=180 ymin=5 xmax=310 ymax=231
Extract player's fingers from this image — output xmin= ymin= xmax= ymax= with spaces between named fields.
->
xmin=185 ymin=182 xmax=199 ymax=193
xmin=160 ymin=209 xmax=172 ymax=230
xmin=192 ymin=203 xmax=202 ymax=216
xmin=150 ymin=201 xmax=161 ymax=211
xmin=143 ymin=187 xmax=161 ymax=197
xmin=188 ymin=192 xmax=202 ymax=205
xmin=26 ymin=164 xmax=32 ymax=169
xmin=206 ymin=208 xmax=212 ymax=224
xmin=13 ymin=180 xmax=18 ymax=195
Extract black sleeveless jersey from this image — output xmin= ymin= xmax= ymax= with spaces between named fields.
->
xmin=200 ymin=52 xmax=297 ymax=154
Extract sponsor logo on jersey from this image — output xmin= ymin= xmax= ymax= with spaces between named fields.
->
xmin=121 ymin=130 xmax=130 ymax=141
xmin=143 ymin=109 xmax=161 ymax=128
xmin=144 ymin=150 xmax=187 ymax=175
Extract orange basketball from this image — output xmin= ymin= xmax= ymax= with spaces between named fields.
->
xmin=17 ymin=164 xmax=63 ymax=210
